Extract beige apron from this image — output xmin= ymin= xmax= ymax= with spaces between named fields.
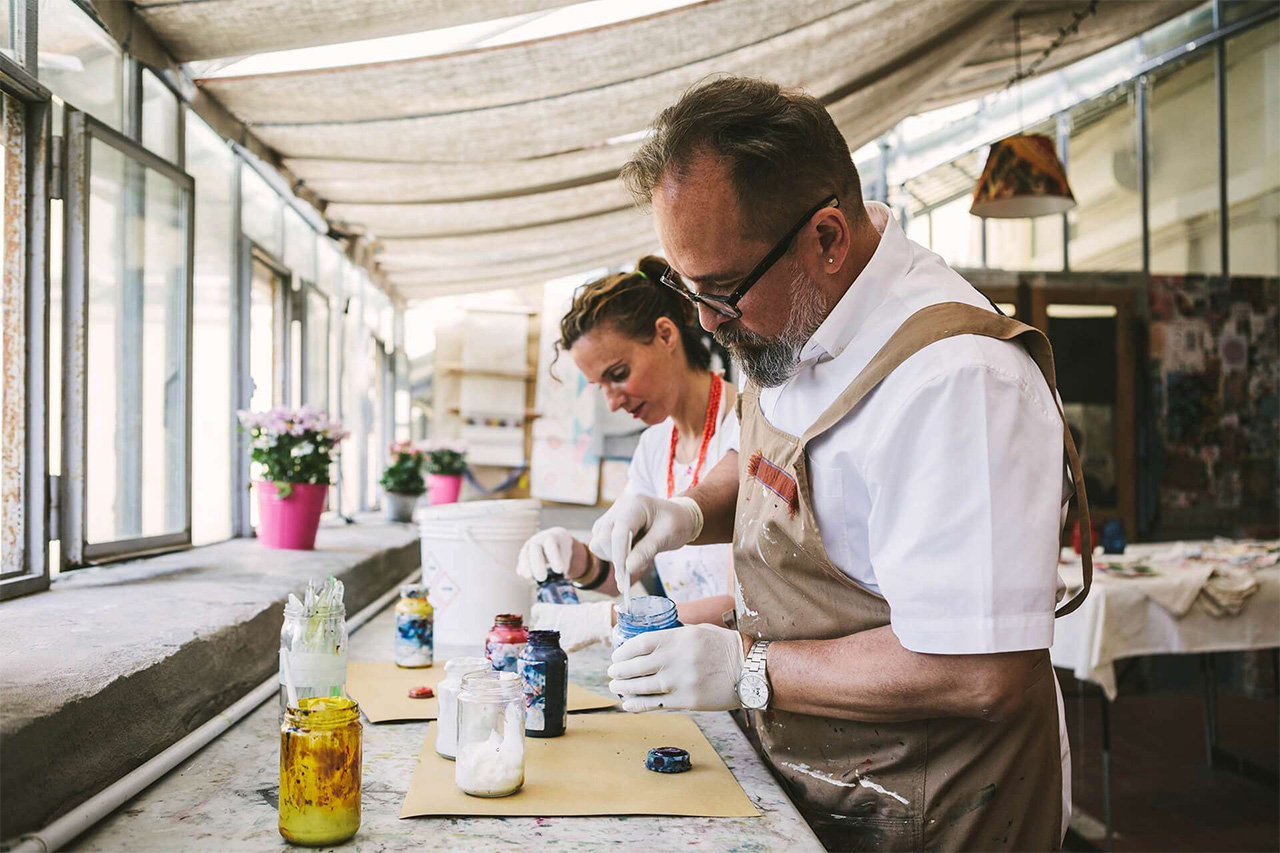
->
xmin=733 ymin=302 xmax=1092 ymax=851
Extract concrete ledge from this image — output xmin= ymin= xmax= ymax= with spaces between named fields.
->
xmin=0 ymin=516 xmax=419 ymax=840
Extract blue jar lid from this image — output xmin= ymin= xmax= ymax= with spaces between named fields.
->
xmin=645 ymin=746 xmax=691 ymax=773
xmin=399 ymin=583 xmax=429 ymax=599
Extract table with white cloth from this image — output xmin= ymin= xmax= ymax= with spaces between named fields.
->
xmin=1050 ymin=539 xmax=1280 ymax=850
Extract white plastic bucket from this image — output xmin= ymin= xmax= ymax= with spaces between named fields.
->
xmin=420 ymin=500 xmax=541 ymax=647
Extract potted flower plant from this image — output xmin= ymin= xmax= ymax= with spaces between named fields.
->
xmin=423 ymin=441 xmax=467 ymax=505
xmin=237 ymin=406 xmax=349 ymax=550
xmin=380 ymin=441 xmax=426 ymax=523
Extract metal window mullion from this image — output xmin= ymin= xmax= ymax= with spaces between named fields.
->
xmin=1136 ymin=77 xmax=1151 ymax=274
xmin=1057 ymin=112 xmax=1071 ymax=272
xmin=13 ymin=0 xmax=37 ymax=72
xmin=8 ymin=95 xmax=52 ymax=597
xmin=233 ymin=235 xmax=252 ymax=536
xmin=61 ymin=113 xmax=90 ymax=567
xmin=174 ymin=168 xmax=195 ymax=538
xmin=1214 ymin=8 xmax=1230 ymax=278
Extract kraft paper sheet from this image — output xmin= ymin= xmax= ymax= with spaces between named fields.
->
xmin=400 ymin=711 xmax=760 ymax=818
xmin=347 ymin=660 xmax=616 ymax=723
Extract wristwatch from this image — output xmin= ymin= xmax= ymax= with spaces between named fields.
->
xmin=737 ymin=640 xmax=772 ymax=710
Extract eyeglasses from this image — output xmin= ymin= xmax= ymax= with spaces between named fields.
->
xmin=659 ymin=195 xmax=839 ymax=320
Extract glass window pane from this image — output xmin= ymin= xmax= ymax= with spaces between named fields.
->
xmin=249 ymin=259 xmax=278 ymax=413
xmin=1148 ymin=54 xmax=1223 ymax=276
xmin=985 ymin=216 xmax=1064 ymax=271
xmin=283 ymin=207 xmax=316 ymax=282
xmin=930 ymin=195 xmax=983 ymax=269
xmin=2 ymin=94 xmax=24 ymax=577
xmin=305 ymin=290 xmax=330 ymax=411
xmin=1067 ymin=91 xmax=1142 ymax=270
xmin=318 ymin=239 xmax=342 ymax=297
xmin=38 ymin=0 xmax=123 ymax=131
xmin=1 ymin=2 xmax=12 ymax=60
xmin=141 ymin=70 xmax=179 ymax=163
xmin=186 ymin=113 xmax=234 ymax=545
xmin=241 ymin=164 xmax=281 ymax=255
xmin=340 ymin=268 xmax=363 ymax=511
xmin=1226 ymin=22 xmax=1280 ymax=277
xmin=85 ymin=140 xmax=188 ymax=545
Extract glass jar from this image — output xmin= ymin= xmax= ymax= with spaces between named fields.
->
xmin=394 ymin=583 xmax=434 ymax=667
xmin=518 ymin=630 xmax=568 ymax=738
xmin=435 ymin=656 xmax=492 ymax=760
xmin=455 ymin=670 xmax=525 ymax=798
xmin=612 ymin=595 xmax=681 ymax=651
xmin=279 ymin=600 xmax=348 ymax=720
xmin=484 ymin=614 xmax=528 ymax=673
xmin=536 ymin=576 xmax=579 ymax=605
xmin=279 ymin=696 xmax=362 ymax=846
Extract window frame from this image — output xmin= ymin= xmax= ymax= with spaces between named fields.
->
xmin=0 ymin=54 xmax=52 ymax=599
xmin=60 ymin=108 xmax=196 ymax=568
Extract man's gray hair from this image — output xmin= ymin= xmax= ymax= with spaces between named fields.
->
xmin=621 ymin=76 xmax=865 ymax=241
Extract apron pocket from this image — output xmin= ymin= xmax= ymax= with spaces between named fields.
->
xmin=806 ymin=812 xmax=920 ymax=852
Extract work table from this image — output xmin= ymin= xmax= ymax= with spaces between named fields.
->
xmin=72 ymin=598 xmax=821 ymax=851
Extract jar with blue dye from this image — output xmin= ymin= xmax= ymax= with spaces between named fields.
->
xmin=394 ymin=584 xmax=433 ymax=668
xmin=518 ymin=630 xmax=567 ymax=738
xmin=611 ymin=595 xmax=681 ymax=651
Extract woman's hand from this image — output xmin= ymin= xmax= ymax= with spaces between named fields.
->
xmin=516 ymin=528 xmax=588 ymax=583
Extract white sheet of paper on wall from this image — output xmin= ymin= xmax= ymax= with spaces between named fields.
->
xmin=462 ymin=311 xmax=528 ymax=372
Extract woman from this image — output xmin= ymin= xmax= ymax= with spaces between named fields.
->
xmin=516 ymin=256 xmax=738 ymax=650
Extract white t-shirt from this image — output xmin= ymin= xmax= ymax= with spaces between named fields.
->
xmin=727 ymin=202 xmax=1070 ymax=836
xmin=627 ymin=395 xmax=738 ymax=603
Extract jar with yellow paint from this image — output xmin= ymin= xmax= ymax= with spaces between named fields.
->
xmin=279 ymin=696 xmax=362 ymax=846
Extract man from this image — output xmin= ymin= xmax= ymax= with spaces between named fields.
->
xmin=592 ymin=77 xmax=1092 ymax=851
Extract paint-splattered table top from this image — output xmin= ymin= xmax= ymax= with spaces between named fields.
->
xmin=71 ymin=602 xmax=822 ymax=852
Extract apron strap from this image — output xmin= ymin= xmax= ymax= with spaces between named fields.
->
xmin=796 ymin=301 xmax=1092 ymax=618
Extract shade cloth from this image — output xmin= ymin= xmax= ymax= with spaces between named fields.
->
xmin=144 ymin=0 xmax=1197 ymax=299
xmin=1051 ymin=541 xmax=1280 ymax=699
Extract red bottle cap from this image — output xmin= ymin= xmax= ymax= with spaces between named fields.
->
xmin=408 ymin=686 xmax=434 ymax=699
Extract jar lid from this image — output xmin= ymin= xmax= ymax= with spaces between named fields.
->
xmin=645 ymin=747 xmax=692 ymax=773
xmin=527 ymin=630 xmax=561 ymax=647
xmin=493 ymin=613 xmax=524 ymax=628
xmin=399 ymin=583 xmax=429 ymax=599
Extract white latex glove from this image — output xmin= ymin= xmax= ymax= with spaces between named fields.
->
xmin=530 ymin=601 xmax=615 ymax=652
xmin=606 ymin=623 xmax=744 ymax=712
xmin=516 ymin=527 xmax=578 ymax=583
xmin=588 ymin=494 xmax=703 ymax=578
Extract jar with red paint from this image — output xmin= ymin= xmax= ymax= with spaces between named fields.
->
xmin=485 ymin=614 xmax=528 ymax=673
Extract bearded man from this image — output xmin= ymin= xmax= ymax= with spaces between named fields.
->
xmin=592 ymin=76 xmax=1092 ymax=851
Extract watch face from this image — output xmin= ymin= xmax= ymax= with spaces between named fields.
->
xmin=738 ymin=674 xmax=769 ymax=709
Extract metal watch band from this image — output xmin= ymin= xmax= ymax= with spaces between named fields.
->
xmin=744 ymin=640 xmax=771 ymax=678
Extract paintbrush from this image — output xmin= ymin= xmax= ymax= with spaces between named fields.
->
xmin=617 ymin=530 xmax=634 ymax=617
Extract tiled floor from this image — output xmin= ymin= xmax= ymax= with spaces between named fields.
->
xmin=1061 ymin=668 xmax=1278 ymax=852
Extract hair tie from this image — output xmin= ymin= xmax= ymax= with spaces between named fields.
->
xmin=634 ymin=269 xmax=649 ymax=281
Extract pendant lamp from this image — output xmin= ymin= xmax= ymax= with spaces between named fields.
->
xmin=969 ymin=133 xmax=1077 ymax=218
xmin=970 ymin=8 xmax=1079 ymax=219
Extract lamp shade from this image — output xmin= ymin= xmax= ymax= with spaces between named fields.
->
xmin=970 ymin=133 xmax=1076 ymax=218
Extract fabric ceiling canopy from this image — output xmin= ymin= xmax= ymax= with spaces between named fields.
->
xmin=158 ymin=0 xmax=1197 ymax=301
xmin=133 ymin=0 xmax=575 ymax=62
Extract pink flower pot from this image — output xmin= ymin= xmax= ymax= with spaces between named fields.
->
xmin=256 ymin=482 xmax=328 ymax=550
xmin=427 ymin=474 xmax=463 ymax=505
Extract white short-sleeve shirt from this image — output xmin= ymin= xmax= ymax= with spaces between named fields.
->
xmin=628 ymin=394 xmax=738 ymax=603
xmin=726 ymin=202 xmax=1070 ymax=834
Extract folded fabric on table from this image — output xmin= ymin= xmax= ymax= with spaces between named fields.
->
xmin=1200 ymin=567 xmax=1261 ymax=617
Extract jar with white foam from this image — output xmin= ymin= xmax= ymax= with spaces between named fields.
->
xmin=455 ymin=670 xmax=525 ymax=797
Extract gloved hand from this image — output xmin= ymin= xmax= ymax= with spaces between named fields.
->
xmin=516 ymin=527 xmax=581 ymax=583
xmin=588 ymin=494 xmax=703 ymax=578
xmin=606 ymin=623 xmax=744 ymax=712
xmin=530 ymin=601 xmax=615 ymax=652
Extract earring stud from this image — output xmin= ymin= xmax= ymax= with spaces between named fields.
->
xmin=827 ymin=258 xmax=834 ymax=264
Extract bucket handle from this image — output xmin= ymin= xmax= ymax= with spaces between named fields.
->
xmin=460 ymin=524 xmax=532 ymax=583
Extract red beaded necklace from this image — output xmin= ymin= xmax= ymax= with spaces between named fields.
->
xmin=667 ymin=372 xmax=723 ymax=499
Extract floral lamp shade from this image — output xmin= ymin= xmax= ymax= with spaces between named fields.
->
xmin=970 ymin=133 xmax=1077 ymax=218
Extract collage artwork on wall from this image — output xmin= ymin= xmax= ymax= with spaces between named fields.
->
xmin=1147 ymin=275 xmax=1279 ymax=537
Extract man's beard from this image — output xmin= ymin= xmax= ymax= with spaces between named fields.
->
xmin=713 ymin=260 xmax=827 ymax=388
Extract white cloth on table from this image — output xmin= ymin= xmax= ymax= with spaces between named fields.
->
xmin=1052 ymin=542 xmax=1280 ymax=700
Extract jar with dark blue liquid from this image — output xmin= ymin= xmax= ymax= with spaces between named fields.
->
xmin=611 ymin=595 xmax=681 ymax=651
xmin=517 ymin=630 xmax=567 ymax=738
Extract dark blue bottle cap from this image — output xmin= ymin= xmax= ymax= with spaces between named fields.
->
xmin=645 ymin=746 xmax=692 ymax=773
